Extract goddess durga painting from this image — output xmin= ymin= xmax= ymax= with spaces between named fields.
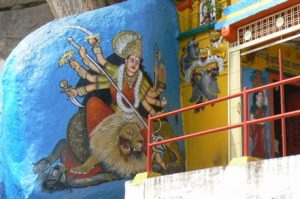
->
xmin=33 ymin=29 xmax=184 ymax=192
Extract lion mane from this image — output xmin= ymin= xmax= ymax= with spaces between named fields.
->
xmin=89 ymin=112 xmax=146 ymax=177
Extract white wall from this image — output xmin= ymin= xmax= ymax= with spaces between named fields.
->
xmin=126 ymin=155 xmax=300 ymax=198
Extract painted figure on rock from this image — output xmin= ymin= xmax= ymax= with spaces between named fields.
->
xmin=33 ymin=29 xmax=184 ymax=192
xmin=249 ymin=90 xmax=269 ymax=158
xmin=249 ymin=70 xmax=269 ymax=158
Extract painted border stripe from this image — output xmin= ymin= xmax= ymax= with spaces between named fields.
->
xmin=223 ymin=0 xmax=262 ymax=16
xmin=215 ymin=0 xmax=287 ymax=30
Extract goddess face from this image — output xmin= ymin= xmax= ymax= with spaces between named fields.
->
xmin=256 ymin=92 xmax=264 ymax=105
xmin=125 ymin=55 xmax=140 ymax=76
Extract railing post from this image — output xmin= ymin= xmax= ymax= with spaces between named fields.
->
xmin=243 ymin=87 xmax=249 ymax=156
xmin=146 ymin=115 xmax=153 ymax=172
xmin=279 ymin=48 xmax=287 ymax=157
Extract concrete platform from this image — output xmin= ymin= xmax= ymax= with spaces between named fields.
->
xmin=125 ymin=155 xmax=300 ymax=199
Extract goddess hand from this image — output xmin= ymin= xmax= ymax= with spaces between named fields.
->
xmin=79 ymin=47 xmax=87 ymax=59
xmin=87 ymin=35 xmax=100 ymax=46
xmin=67 ymin=88 xmax=78 ymax=98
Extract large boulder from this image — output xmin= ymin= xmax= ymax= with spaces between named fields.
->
xmin=0 ymin=0 xmax=180 ymax=198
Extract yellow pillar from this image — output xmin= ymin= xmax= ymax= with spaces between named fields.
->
xmin=178 ymin=8 xmax=192 ymax=32
xmin=191 ymin=0 xmax=200 ymax=29
xmin=228 ymin=50 xmax=243 ymax=161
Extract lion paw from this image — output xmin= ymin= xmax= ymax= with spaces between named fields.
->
xmin=70 ymin=165 xmax=94 ymax=174
xmin=33 ymin=158 xmax=51 ymax=174
xmin=167 ymin=162 xmax=185 ymax=173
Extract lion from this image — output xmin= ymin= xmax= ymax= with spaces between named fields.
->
xmin=70 ymin=112 xmax=146 ymax=177
xmin=33 ymin=110 xmax=183 ymax=192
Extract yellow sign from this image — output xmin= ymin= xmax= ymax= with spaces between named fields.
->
xmin=242 ymin=44 xmax=300 ymax=75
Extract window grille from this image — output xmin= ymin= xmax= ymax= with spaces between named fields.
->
xmin=229 ymin=4 xmax=300 ymax=49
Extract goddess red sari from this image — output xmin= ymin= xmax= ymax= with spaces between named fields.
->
xmin=61 ymin=81 xmax=147 ymax=178
xmin=249 ymin=104 xmax=268 ymax=158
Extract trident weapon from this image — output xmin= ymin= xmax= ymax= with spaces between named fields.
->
xmin=66 ymin=36 xmax=148 ymax=128
xmin=153 ymin=44 xmax=166 ymax=91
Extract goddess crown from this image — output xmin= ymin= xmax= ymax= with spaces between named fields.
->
xmin=113 ymin=31 xmax=142 ymax=59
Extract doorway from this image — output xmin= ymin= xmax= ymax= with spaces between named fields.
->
xmin=273 ymin=83 xmax=300 ymax=156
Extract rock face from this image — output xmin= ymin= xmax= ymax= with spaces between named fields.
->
xmin=47 ymin=0 xmax=124 ymax=18
xmin=0 ymin=0 xmax=46 ymax=9
xmin=0 ymin=0 xmax=124 ymax=64
xmin=0 ymin=0 xmax=53 ymax=61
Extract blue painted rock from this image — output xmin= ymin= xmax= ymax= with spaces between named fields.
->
xmin=0 ymin=0 xmax=180 ymax=198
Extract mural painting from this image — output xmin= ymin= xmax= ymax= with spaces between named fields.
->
xmin=31 ymin=29 xmax=184 ymax=192
xmin=180 ymin=30 xmax=226 ymax=112
xmin=199 ymin=0 xmax=223 ymax=25
xmin=243 ymin=68 xmax=271 ymax=159
xmin=0 ymin=1 xmax=182 ymax=198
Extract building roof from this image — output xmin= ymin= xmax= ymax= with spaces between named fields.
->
xmin=215 ymin=0 xmax=288 ymax=30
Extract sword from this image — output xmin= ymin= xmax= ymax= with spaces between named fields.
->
xmin=64 ymin=26 xmax=100 ymax=43
xmin=59 ymin=80 xmax=84 ymax=108
xmin=67 ymin=37 xmax=148 ymax=128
